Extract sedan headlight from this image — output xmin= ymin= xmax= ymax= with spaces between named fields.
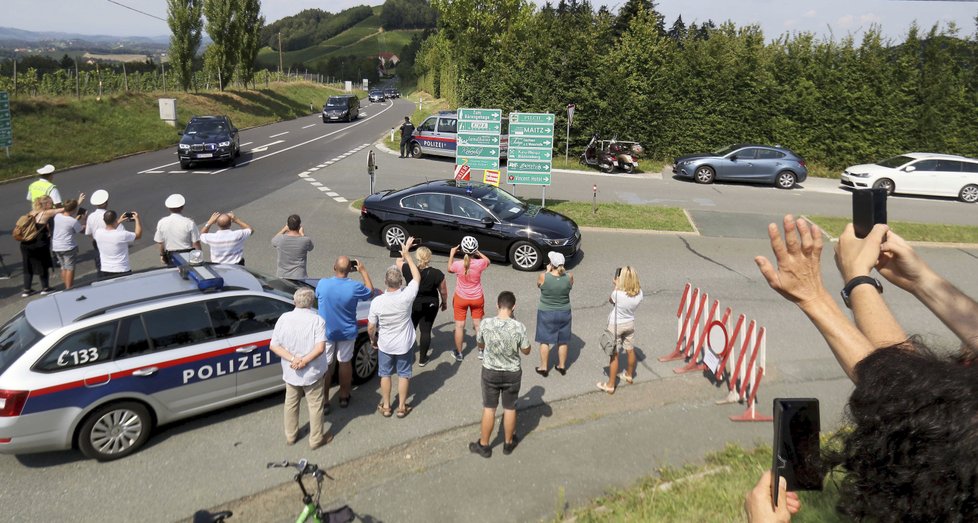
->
xmin=546 ymin=238 xmax=571 ymax=246
xmin=218 ymin=140 xmax=232 ymax=148
xmin=178 ymin=144 xmax=190 ymax=150
xmin=847 ymin=171 xmax=869 ymax=178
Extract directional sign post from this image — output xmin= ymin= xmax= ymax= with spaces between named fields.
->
xmin=456 ymin=108 xmax=502 ymax=179
xmin=507 ymin=112 xmax=555 ymax=204
xmin=0 ymin=91 xmax=11 ymax=157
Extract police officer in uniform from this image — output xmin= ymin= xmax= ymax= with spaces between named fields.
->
xmin=399 ymin=116 xmax=415 ymax=158
xmin=26 ymin=164 xmax=62 ymax=207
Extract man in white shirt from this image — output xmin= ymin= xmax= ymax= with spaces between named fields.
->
xmin=93 ymin=210 xmax=142 ymax=280
xmin=51 ymin=197 xmax=87 ymax=289
xmin=154 ymin=193 xmax=200 ymax=266
xmin=200 ymin=211 xmax=253 ymax=265
xmin=268 ymin=288 xmax=334 ymax=449
xmin=85 ymin=189 xmax=110 ymax=271
xmin=368 ymin=237 xmax=420 ymax=418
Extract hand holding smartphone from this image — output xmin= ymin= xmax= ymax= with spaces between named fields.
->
xmin=349 ymin=259 xmax=359 ymax=272
xmin=772 ymin=398 xmax=822 ymax=509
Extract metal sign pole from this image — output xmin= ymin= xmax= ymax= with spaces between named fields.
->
xmin=542 ymin=186 xmax=546 ymax=207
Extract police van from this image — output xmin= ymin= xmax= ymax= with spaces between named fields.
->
xmin=409 ymin=110 xmax=509 ymax=160
xmin=0 ymin=257 xmax=375 ymax=461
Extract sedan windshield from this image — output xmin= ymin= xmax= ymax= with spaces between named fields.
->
xmin=185 ymin=121 xmax=226 ymax=134
xmin=325 ymin=97 xmax=347 ymax=108
xmin=713 ymin=144 xmax=740 ymax=156
xmin=876 ymin=155 xmax=915 ymax=169
xmin=475 ymin=186 xmax=526 ymax=220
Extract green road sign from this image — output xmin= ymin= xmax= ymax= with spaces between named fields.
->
xmin=507 ymin=173 xmax=551 ymax=185
xmin=0 ymin=91 xmax=10 ymax=147
xmin=509 ymin=122 xmax=554 ymax=136
xmin=458 ymin=133 xmax=500 ymax=147
xmin=457 ymin=157 xmax=500 ymax=170
xmin=507 ymin=160 xmax=551 ymax=174
xmin=509 ymin=147 xmax=553 ymax=161
xmin=509 ymin=136 xmax=553 ymax=148
xmin=457 ymin=108 xmax=502 ymax=122
xmin=458 ymin=120 xmax=502 ymax=134
xmin=457 ymin=145 xmax=499 ymax=158
xmin=509 ymin=112 xmax=554 ymax=125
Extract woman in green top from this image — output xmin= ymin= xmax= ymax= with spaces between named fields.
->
xmin=535 ymin=251 xmax=574 ymax=377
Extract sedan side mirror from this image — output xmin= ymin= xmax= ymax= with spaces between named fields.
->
xmin=729 ymin=155 xmax=737 ymax=162
xmin=481 ymin=216 xmax=494 ymax=228
xmin=904 ymin=165 xmax=916 ymax=173
xmin=231 ymin=127 xmax=238 ymax=135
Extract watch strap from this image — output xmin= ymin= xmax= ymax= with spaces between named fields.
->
xmin=841 ymin=275 xmax=883 ymax=308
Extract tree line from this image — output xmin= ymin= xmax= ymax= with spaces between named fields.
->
xmin=260 ymin=6 xmax=374 ymax=52
xmin=417 ymin=0 xmax=977 ymax=170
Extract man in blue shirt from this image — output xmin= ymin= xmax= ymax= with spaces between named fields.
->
xmin=316 ymin=256 xmax=374 ymax=410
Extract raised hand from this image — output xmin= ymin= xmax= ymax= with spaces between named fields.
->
xmin=754 ymin=215 xmax=826 ymax=307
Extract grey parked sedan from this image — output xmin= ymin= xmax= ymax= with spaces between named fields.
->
xmin=673 ymin=144 xmax=808 ymax=189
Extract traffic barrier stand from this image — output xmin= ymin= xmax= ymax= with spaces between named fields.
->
xmin=658 ymin=283 xmax=696 ymax=362
xmin=728 ymin=326 xmax=772 ymax=422
xmin=675 ymin=302 xmax=730 ymax=374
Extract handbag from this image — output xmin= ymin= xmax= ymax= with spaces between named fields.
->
xmin=599 ymin=293 xmax=619 ymax=360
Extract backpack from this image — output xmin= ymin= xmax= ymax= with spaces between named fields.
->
xmin=12 ymin=213 xmax=40 ymax=242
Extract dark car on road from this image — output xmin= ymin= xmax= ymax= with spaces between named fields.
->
xmin=359 ymin=180 xmax=581 ymax=271
xmin=322 ymin=95 xmax=360 ymax=122
xmin=673 ymin=144 xmax=808 ymax=189
xmin=384 ymin=88 xmax=399 ymax=99
xmin=368 ymin=90 xmax=386 ymax=103
xmin=177 ymin=115 xmax=240 ymax=169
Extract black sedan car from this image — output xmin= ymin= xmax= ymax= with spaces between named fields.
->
xmin=177 ymin=115 xmax=240 ymax=169
xmin=368 ymin=89 xmax=386 ymax=103
xmin=672 ymin=144 xmax=808 ymax=189
xmin=384 ymin=88 xmax=400 ymax=99
xmin=359 ymin=180 xmax=581 ymax=271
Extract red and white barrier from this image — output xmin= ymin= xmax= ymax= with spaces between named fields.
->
xmin=662 ymin=282 xmax=772 ymax=422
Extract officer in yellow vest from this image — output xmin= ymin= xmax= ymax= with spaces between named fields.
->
xmin=26 ymin=164 xmax=62 ymax=207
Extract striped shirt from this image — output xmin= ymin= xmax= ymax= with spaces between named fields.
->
xmin=201 ymin=229 xmax=251 ymax=264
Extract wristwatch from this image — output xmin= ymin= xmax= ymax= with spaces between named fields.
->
xmin=840 ymin=275 xmax=883 ymax=308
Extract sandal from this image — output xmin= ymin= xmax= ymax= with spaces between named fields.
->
xmin=396 ymin=405 xmax=413 ymax=418
xmin=378 ymin=403 xmax=393 ymax=417
xmin=339 ymin=396 xmax=350 ymax=409
xmin=596 ymin=382 xmax=615 ymax=394
xmin=555 ymin=366 xmax=567 ymax=376
xmin=619 ymin=372 xmax=633 ymax=385
xmin=535 ymin=367 xmax=549 ymax=378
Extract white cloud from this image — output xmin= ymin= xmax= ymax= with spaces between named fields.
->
xmin=836 ymin=14 xmax=855 ymax=29
xmin=803 ymin=10 xmax=817 ymax=18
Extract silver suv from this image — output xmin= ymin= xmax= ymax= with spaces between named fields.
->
xmin=0 ymin=262 xmax=375 ymax=461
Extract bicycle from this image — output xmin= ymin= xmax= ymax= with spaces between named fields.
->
xmin=267 ymin=459 xmax=356 ymax=523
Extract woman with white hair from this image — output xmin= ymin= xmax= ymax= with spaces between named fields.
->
xmin=534 ymin=251 xmax=574 ymax=377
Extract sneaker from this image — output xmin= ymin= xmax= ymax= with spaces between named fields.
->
xmin=503 ymin=434 xmax=520 ymax=455
xmin=477 ymin=349 xmax=484 ymax=360
xmin=454 ymin=351 xmax=464 ymax=362
xmin=39 ymin=288 xmax=54 ymax=295
xmin=418 ymin=358 xmax=428 ymax=367
xmin=469 ymin=441 xmax=492 ymax=458
xmin=20 ymin=289 xmax=35 ymax=298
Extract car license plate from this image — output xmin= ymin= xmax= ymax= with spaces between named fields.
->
xmin=197 ymin=153 xmax=213 ymax=158
xmin=330 ymin=116 xmax=340 ymax=120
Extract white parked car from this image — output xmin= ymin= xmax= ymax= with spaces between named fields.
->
xmin=841 ymin=152 xmax=978 ymax=203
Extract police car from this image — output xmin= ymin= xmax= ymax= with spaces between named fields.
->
xmin=0 ymin=256 xmax=376 ymax=461
xmin=409 ymin=111 xmax=509 ymax=160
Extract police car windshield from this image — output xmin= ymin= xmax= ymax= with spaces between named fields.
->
xmin=185 ymin=121 xmax=226 ymax=134
xmin=325 ymin=97 xmax=348 ymax=107
xmin=475 ymin=186 xmax=526 ymax=220
xmin=0 ymin=312 xmax=42 ymax=376
xmin=243 ymin=268 xmax=303 ymax=299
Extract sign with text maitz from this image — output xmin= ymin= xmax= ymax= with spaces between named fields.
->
xmin=507 ymin=112 xmax=555 ymax=186
xmin=0 ymin=92 xmax=11 ymax=148
xmin=456 ymin=108 xmax=502 ymax=173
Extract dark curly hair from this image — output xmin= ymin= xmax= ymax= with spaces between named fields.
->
xmin=825 ymin=341 xmax=978 ymax=522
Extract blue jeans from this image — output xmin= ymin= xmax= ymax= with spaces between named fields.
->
xmin=378 ymin=348 xmax=414 ymax=378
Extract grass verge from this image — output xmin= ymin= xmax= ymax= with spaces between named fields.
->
xmin=3 ymin=82 xmax=341 ymax=182
xmin=525 ymin=199 xmax=692 ymax=232
xmin=564 ymin=443 xmax=843 ymax=523
xmin=808 ymin=216 xmax=978 ymax=243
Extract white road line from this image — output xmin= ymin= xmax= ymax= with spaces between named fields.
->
xmin=298 ymin=173 xmax=310 ymax=178
xmin=302 ymin=124 xmax=316 ymax=129
xmin=321 ymin=186 xmax=331 ymax=191
xmin=145 ymin=170 xmax=164 ymax=174
xmin=310 ymin=182 xmax=323 ymax=186
xmin=170 ymin=170 xmax=188 ymax=174
xmin=318 ymin=187 xmax=330 ymax=191
xmin=206 ymin=101 xmax=396 ymax=174
xmin=192 ymin=171 xmax=210 ymax=174
xmin=269 ymin=131 xmax=290 ymax=138
xmin=309 ymin=167 xmax=319 ymax=171
xmin=326 ymin=191 xmax=339 ymax=197
xmin=334 ymin=197 xmax=348 ymax=203
xmin=248 ymin=139 xmax=285 ymax=153
xmin=241 ymin=142 xmax=253 ymax=147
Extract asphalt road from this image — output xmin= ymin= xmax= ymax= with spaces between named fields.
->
xmin=1 ymin=102 xmax=977 ymax=522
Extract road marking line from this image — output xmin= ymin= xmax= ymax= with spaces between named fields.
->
xmin=310 ymin=182 xmax=323 ymax=186
xmin=298 ymin=173 xmax=310 ymax=178
xmin=302 ymin=124 xmax=316 ymax=129
xmin=269 ymin=131 xmax=289 ymax=138
xmin=207 ymin=101 xmax=396 ymax=174
xmin=249 ymin=139 xmax=285 ymax=153
xmin=192 ymin=171 xmax=209 ymax=174
xmin=241 ymin=142 xmax=253 ymax=147
xmin=145 ymin=170 xmax=164 ymax=174
xmin=170 ymin=170 xmax=188 ymax=174
xmin=321 ymin=186 xmax=331 ymax=191
xmin=326 ymin=191 xmax=339 ymax=197
xmin=334 ymin=197 xmax=348 ymax=203
xmin=318 ymin=187 xmax=330 ymax=191
xmin=309 ymin=167 xmax=319 ymax=171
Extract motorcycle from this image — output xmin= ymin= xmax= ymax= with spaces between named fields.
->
xmin=608 ymin=137 xmax=643 ymax=174
xmin=579 ymin=134 xmax=617 ymax=173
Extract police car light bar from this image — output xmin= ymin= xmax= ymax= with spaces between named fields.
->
xmin=171 ymin=251 xmax=225 ymax=291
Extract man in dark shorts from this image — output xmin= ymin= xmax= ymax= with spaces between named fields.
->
xmin=469 ymin=291 xmax=531 ymax=458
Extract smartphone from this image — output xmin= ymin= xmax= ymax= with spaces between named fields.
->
xmin=389 ymin=248 xmax=401 ymax=258
xmin=772 ymin=398 xmax=822 ymax=509
xmin=349 ymin=260 xmax=359 ymax=272
xmin=852 ymin=188 xmax=887 ymax=239
xmin=122 ymin=211 xmax=135 ymax=221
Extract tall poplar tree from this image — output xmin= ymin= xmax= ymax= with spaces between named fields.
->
xmin=203 ymin=0 xmax=239 ymax=91
xmin=235 ymin=0 xmax=265 ymax=88
xmin=167 ymin=0 xmax=204 ymax=91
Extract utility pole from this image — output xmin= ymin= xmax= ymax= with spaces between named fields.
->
xmin=278 ymin=32 xmax=283 ymax=76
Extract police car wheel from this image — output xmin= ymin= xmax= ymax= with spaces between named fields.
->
xmin=78 ymin=401 xmax=153 ymax=461
xmin=352 ymin=335 xmax=378 ymax=384
xmin=410 ymin=143 xmax=422 ymax=158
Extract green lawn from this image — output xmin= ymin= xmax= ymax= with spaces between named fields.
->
xmin=2 ymin=82 xmax=338 ymax=181
xmin=808 ymin=216 xmax=978 ymax=243
xmin=565 ymin=444 xmax=843 ymax=522
xmin=525 ymin=199 xmax=692 ymax=231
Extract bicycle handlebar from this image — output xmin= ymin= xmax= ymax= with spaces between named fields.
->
xmin=266 ymin=459 xmax=334 ymax=480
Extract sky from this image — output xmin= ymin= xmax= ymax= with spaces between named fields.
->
xmin=3 ymin=0 xmax=976 ymax=43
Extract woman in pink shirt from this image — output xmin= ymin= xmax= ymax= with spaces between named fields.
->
xmin=448 ymin=243 xmax=490 ymax=361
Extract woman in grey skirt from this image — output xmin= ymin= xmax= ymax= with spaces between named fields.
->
xmin=535 ymin=251 xmax=574 ymax=377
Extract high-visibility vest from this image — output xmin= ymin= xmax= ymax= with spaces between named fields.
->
xmin=28 ymin=178 xmax=55 ymax=203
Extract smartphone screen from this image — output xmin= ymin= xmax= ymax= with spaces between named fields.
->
xmin=852 ymin=188 xmax=887 ymax=239
xmin=772 ymin=398 xmax=822 ymax=508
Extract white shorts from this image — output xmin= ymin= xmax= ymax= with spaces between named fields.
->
xmin=335 ymin=339 xmax=355 ymax=363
